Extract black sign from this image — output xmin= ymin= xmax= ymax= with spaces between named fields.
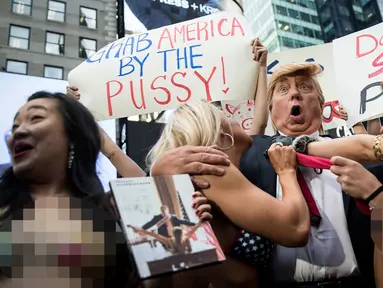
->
xmin=126 ymin=0 xmax=223 ymax=30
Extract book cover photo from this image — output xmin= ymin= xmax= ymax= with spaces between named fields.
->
xmin=110 ymin=174 xmax=225 ymax=279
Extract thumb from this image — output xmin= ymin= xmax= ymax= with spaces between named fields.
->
xmin=330 ymin=156 xmax=351 ymax=167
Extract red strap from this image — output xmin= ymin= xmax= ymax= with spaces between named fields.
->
xmin=296 ymin=153 xmax=371 ymax=215
xmin=296 ymin=170 xmax=322 ymax=227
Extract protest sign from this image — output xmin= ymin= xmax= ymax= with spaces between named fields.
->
xmin=68 ymin=12 xmax=258 ymax=121
xmin=334 ymin=22 xmax=383 ymax=127
xmin=222 ymin=42 xmax=347 ymax=134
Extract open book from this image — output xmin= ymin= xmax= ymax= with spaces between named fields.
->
xmin=110 ymin=174 xmax=225 ymax=279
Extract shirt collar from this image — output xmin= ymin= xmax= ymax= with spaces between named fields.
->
xmin=278 ymin=131 xmax=320 ymax=138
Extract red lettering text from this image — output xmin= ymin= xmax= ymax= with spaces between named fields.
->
xmin=194 ymin=67 xmax=217 ymax=102
xmin=151 ymin=75 xmax=171 ymax=105
xmin=186 ymin=23 xmax=196 ymax=41
xmin=157 ymin=28 xmax=173 ymax=49
xmin=218 ymin=19 xmax=230 ymax=37
xmin=106 ymin=80 xmax=123 ymax=116
xmin=174 ymin=25 xmax=185 ymax=43
xmin=369 ymin=52 xmax=383 ymax=78
xmin=231 ymin=17 xmax=245 ymax=36
xmin=130 ymin=79 xmax=146 ymax=110
xmin=197 ymin=21 xmax=209 ymax=41
xmin=171 ymin=72 xmax=191 ymax=102
xmin=356 ymin=34 xmax=378 ymax=58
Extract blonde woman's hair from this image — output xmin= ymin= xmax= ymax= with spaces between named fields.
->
xmin=266 ymin=63 xmax=325 ymax=133
xmin=146 ymin=100 xmax=225 ymax=169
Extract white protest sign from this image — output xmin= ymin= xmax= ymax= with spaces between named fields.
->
xmin=68 ymin=12 xmax=259 ymax=120
xmin=222 ymin=43 xmax=347 ymax=134
xmin=334 ymin=22 xmax=383 ymax=127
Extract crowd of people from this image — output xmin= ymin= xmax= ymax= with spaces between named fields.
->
xmin=0 ymin=38 xmax=382 ymax=288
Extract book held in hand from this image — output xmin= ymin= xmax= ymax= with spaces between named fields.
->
xmin=110 ymin=174 xmax=225 ymax=279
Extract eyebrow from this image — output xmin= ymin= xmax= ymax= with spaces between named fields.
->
xmin=13 ymin=105 xmax=48 ymax=121
xmin=27 ymin=105 xmax=48 ymax=112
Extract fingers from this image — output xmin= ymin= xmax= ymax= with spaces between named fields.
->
xmin=184 ymin=162 xmax=226 ymax=176
xmin=195 ymin=204 xmax=212 ymax=221
xmin=190 ymin=177 xmax=210 ymax=190
xmin=198 ymin=211 xmax=213 ymax=221
xmin=330 ymin=164 xmax=344 ymax=176
xmin=330 ymin=156 xmax=353 ymax=167
xmin=192 ymin=193 xmax=208 ymax=209
xmin=191 ymin=146 xmax=230 ymax=158
xmin=66 ymin=85 xmax=80 ymax=99
xmin=67 ymin=85 xmax=78 ymax=91
xmin=187 ymin=152 xmax=231 ymax=167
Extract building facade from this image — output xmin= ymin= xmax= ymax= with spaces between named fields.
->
xmin=243 ymin=0 xmax=323 ymax=53
xmin=315 ymin=0 xmax=382 ymax=43
xmin=0 ymin=0 xmax=116 ymax=80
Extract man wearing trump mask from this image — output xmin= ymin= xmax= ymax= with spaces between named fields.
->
xmin=150 ymin=62 xmax=383 ymax=287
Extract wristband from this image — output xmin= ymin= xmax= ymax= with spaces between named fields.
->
xmin=365 ymin=185 xmax=383 ymax=204
xmin=292 ymin=135 xmax=319 ymax=154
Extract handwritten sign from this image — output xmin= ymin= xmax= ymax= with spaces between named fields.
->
xmin=222 ymin=100 xmax=254 ymax=131
xmin=68 ymin=12 xmax=258 ymax=120
xmin=222 ymin=42 xmax=347 ymax=134
xmin=334 ymin=22 xmax=383 ymax=127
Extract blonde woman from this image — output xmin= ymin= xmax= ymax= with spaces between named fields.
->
xmin=146 ymin=100 xmax=309 ymax=287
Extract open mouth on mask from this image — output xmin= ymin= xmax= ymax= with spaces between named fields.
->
xmin=290 ymin=105 xmax=302 ymax=116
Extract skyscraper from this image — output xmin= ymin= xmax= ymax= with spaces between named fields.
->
xmin=0 ymin=0 xmax=116 ymax=80
xmin=243 ymin=0 xmax=324 ymax=53
xmin=315 ymin=0 xmax=382 ymax=43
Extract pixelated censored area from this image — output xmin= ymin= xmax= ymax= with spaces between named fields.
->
xmin=0 ymin=197 xmax=137 ymax=287
xmin=372 ymin=199 xmax=383 ymax=252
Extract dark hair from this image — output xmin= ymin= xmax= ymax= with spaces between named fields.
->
xmin=0 ymin=91 xmax=105 ymax=220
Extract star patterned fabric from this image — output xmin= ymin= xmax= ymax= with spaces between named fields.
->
xmin=231 ymin=230 xmax=274 ymax=268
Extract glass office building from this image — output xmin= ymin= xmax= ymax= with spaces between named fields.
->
xmin=243 ymin=0 xmax=324 ymax=53
xmin=315 ymin=0 xmax=382 ymax=43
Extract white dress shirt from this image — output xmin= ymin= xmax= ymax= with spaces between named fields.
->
xmin=271 ymin=132 xmax=359 ymax=282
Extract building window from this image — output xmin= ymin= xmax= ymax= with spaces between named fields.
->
xmin=47 ymin=0 xmax=65 ymax=22
xmin=288 ymin=9 xmax=300 ymax=19
xmin=281 ymin=37 xmax=294 ymax=48
xmin=6 ymin=60 xmax=27 ymax=74
xmin=45 ymin=32 xmax=65 ymax=55
xmin=79 ymin=7 xmax=97 ymax=29
xmin=310 ymin=15 xmax=320 ymax=25
xmin=8 ymin=25 xmax=30 ymax=49
xmin=274 ymin=5 xmax=288 ymax=16
xmin=79 ymin=37 xmax=97 ymax=58
xmin=300 ymin=12 xmax=311 ymax=22
xmin=44 ymin=65 xmax=63 ymax=79
xmin=278 ymin=21 xmax=291 ymax=32
xmin=11 ymin=0 xmax=32 ymax=15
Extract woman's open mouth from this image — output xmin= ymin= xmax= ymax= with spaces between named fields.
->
xmin=13 ymin=141 xmax=34 ymax=159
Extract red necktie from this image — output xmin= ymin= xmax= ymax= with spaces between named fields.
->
xmin=296 ymin=153 xmax=371 ymax=223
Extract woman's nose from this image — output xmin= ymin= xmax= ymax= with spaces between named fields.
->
xmin=12 ymin=125 xmax=30 ymax=139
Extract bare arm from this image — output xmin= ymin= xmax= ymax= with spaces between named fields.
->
xmin=195 ymin=164 xmax=309 ymax=247
xmin=184 ymin=222 xmax=203 ymax=239
xmin=128 ymin=225 xmax=169 ymax=244
xmin=249 ymin=39 xmax=268 ymax=135
xmin=99 ymin=126 xmax=146 ymax=177
xmin=250 ymin=65 xmax=268 ymax=135
xmin=368 ymin=119 xmax=382 ymax=135
xmin=307 ymin=134 xmax=382 ymax=163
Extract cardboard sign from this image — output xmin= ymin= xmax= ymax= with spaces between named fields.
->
xmin=222 ymin=43 xmax=348 ymax=134
xmin=69 ymin=12 xmax=258 ymax=121
xmin=110 ymin=175 xmax=225 ymax=279
xmin=334 ymin=22 xmax=383 ymax=127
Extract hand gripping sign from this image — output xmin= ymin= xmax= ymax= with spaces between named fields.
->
xmin=68 ymin=12 xmax=259 ymax=121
